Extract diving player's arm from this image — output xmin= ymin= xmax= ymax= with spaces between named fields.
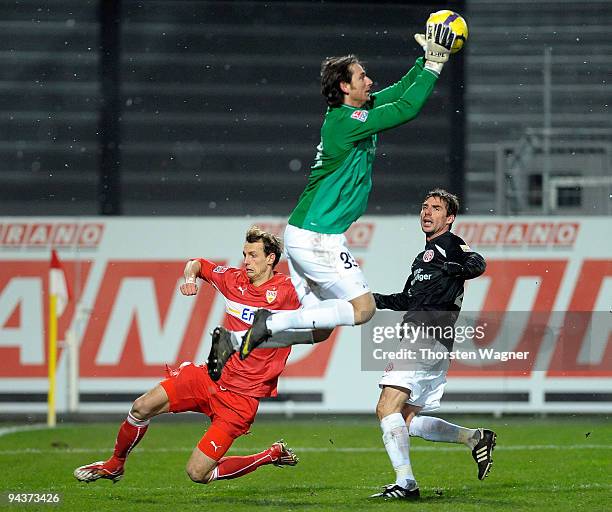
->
xmin=180 ymin=259 xmax=201 ymax=295
xmin=180 ymin=258 xmax=227 ymax=295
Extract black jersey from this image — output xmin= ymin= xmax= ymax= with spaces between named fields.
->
xmin=373 ymin=230 xmax=486 ymax=350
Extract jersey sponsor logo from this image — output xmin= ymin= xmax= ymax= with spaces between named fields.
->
xmin=225 ymin=298 xmax=257 ymax=324
xmin=412 ymin=268 xmax=431 ymax=283
xmin=266 ymin=289 xmax=277 ymax=304
xmin=213 ymin=266 xmax=229 ymax=273
xmin=350 ymin=109 xmax=369 ymax=122
xmin=460 ymin=244 xmax=472 ymax=252
xmin=423 ymin=249 xmax=434 ymax=262
xmin=414 ymin=272 xmax=431 ymax=282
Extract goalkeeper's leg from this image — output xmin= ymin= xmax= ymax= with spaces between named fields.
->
xmin=227 ymin=327 xmax=333 ymax=350
xmin=238 ymin=292 xmax=374 ymax=359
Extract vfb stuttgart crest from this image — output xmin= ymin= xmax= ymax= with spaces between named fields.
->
xmin=266 ymin=289 xmax=277 ymax=304
xmin=423 ymin=249 xmax=434 ymax=262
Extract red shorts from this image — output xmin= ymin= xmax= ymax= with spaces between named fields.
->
xmin=160 ymin=362 xmax=259 ymax=440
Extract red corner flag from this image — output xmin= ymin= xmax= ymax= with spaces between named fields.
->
xmin=49 ymin=249 xmax=71 ymax=316
xmin=48 ymin=249 xmax=72 ymax=427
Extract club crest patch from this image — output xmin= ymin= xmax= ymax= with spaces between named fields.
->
xmin=212 ymin=265 xmax=229 ymax=273
xmin=423 ymin=249 xmax=434 ymax=262
xmin=266 ymin=289 xmax=277 ymax=304
xmin=351 ymin=109 xmax=369 ymax=122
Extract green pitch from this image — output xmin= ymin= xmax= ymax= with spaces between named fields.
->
xmin=1 ymin=416 xmax=610 ymax=511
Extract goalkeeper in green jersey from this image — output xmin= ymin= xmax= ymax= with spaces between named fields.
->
xmin=205 ymin=20 xmax=461 ymax=378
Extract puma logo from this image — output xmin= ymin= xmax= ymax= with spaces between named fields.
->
xmin=237 ymin=286 xmax=246 ymax=295
xmin=210 ymin=440 xmax=222 ymax=452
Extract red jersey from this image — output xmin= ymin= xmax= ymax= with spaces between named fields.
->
xmin=196 ymin=258 xmax=300 ymax=398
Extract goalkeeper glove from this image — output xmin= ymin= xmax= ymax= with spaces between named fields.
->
xmin=414 ymin=22 xmax=456 ymax=75
xmin=442 ymin=261 xmax=465 ymax=277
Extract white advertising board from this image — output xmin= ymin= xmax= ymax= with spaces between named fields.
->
xmin=0 ymin=216 xmax=610 ymax=414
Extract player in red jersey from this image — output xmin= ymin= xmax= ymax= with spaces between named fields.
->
xmin=74 ymin=226 xmax=306 ymax=485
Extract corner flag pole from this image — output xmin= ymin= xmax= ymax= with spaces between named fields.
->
xmin=47 ymin=292 xmax=58 ymax=427
xmin=48 ymin=249 xmax=70 ymax=428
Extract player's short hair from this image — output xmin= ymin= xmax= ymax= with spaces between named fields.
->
xmin=245 ymin=226 xmax=283 ymax=268
xmin=424 ymin=188 xmax=460 ymax=220
xmin=321 ymin=54 xmax=360 ymax=108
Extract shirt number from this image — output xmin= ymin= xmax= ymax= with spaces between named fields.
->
xmin=340 ymin=251 xmax=358 ymax=269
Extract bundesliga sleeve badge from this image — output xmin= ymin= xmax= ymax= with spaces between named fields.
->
xmin=350 ymin=110 xmax=369 ymax=122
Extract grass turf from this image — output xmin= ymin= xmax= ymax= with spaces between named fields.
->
xmin=0 ymin=416 xmax=610 ymax=511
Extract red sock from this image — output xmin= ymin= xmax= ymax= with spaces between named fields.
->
xmin=210 ymin=446 xmax=277 ymax=481
xmin=106 ymin=411 xmax=150 ymax=468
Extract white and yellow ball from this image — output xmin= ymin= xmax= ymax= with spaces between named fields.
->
xmin=427 ymin=10 xmax=468 ymax=54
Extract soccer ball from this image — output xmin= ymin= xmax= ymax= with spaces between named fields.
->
xmin=427 ymin=10 xmax=468 ymax=54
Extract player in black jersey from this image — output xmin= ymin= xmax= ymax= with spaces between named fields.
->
xmin=374 ymin=190 xmax=485 ymax=351
xmin=370 ymin=189 xmax=496 ymax=501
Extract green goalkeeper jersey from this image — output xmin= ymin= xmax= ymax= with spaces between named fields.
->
xmin=288 ymin=57 xmax=438 ymax=234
